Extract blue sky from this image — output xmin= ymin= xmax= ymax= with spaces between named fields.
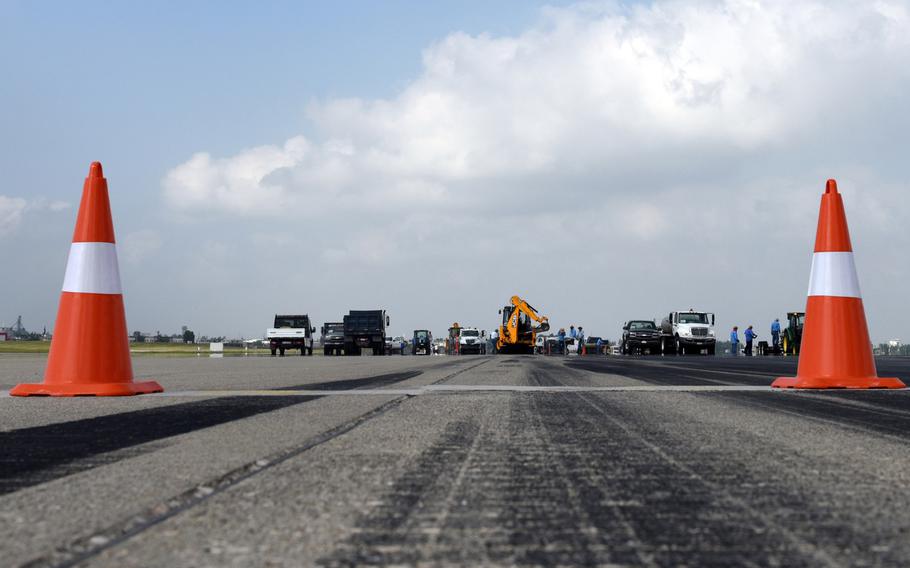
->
xmin=2 ymin=1 xmax=909 ymax=342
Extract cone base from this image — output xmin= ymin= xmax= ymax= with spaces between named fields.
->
xmin=772 ymin=376 xmax=905 ymax=389
xmin=10 ymin=380 xmax=163 ymax=397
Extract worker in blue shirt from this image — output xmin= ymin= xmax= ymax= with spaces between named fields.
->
xmin=771 ymin=319 xmax=781 ymax=352
xmin=744 ymin=325 xmax=757 ymax=356
xmin=558 ymin=328 xmax=567 ymax=355
xmin=730 ymin=326 xmax=740 ymax=356
xmin=577 ymin=326 xmax=585 ymax=355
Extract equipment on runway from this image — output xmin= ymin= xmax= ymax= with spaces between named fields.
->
xmin=772 ymin=179 xmax=903 ymax=389
xmin=11 ymin=162 xmax=163 ymax=396
xmin=496 ymin=296 xmax=550 ymax=354
xmin=446 ymin=322 xmax=462 ymax=355
xmin=781 ymin=312 xmax=804 ymax=356
xmin=412 ymin=330 xmax=432 ymax=355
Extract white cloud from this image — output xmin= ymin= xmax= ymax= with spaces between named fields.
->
xmin=158 ymin=0 xmax=910 ymax=340
xmin=0 ymin=196 xmax=28 ymax=235
xmin=120 ymin=230 xmax=164 ymax=264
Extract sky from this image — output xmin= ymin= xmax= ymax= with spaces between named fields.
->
xmin=1 ymin=0 xmax=909 ymax=342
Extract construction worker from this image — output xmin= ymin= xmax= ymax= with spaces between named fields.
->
xmin=577 ymin=326 xmax=585 ymax=355
xmin=490 ymin=329 xmax=498 ymax=354
xmin=730 ymin=326 xmax=740 ymax=356
xmin=596 ymin=337 xmax=604 ymax=355
xmin=744 ymin=325 xmax=757 ymax=356
xmin=558 ymin=327 xmax=567 ymax=355
xmin=771 ymin=318 xmax=781 ymax=352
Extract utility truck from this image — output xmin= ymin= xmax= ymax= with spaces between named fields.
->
xmin=268 ymin=314 xmax=315 ymax=356
xmin=660 ymin=310 xmax=716 ymax=355
xmin=458 ymin=327 xmax=486 ymax=355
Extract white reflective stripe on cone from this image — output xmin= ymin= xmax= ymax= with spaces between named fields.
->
xmin=807 ymin=251 xmax=861 ymax=298
xmin=61 ymin=242 xmax=123 ymax=294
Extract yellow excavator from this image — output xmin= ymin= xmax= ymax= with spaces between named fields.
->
xmin=497 ymin=295 xmax=550 ymax=354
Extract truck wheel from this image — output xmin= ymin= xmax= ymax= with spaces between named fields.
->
xmin=279 ymin=347 xmax=285 ymax=357
xmin=300 ymin=348 xmax=306 ymax=356
xmin=308 ymin=347 xmax=313 ymax=356
xmin=707 ymin=345 xmax=716 ymax=356
xmin=270 ymin=348 xmax=277 ymax=356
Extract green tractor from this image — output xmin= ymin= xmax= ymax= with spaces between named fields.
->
xmin=781 ymin=311 xmax=805 ymax=356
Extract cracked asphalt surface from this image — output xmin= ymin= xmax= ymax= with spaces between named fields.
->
xmin=2 ymin=353 xmax=910 ymax=567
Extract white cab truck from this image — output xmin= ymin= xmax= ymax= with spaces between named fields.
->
xmin=458 ymin=327 xmax=487 ymax=355
xmin=660 ymin=310 xmax=716 ymax=355
xmin=267 ymin=314 xmax=316 ymax=356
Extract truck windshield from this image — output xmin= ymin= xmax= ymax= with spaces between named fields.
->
xmin=275 ymin=317 xmax=308 ymax=328
xmin=415 ymin=331 xmax=429 ymax=340
xmin=630 ymin=321 xmax=656 ymax=330
xmin=326 ymin=324 xmax=343 ymax=334
xmin=678 ymin=313 xmax=709 ymax=324
xmin=462 ymin=330 xmax=480 ymax=337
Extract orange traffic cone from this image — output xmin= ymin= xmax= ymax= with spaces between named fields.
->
xmin=11 ymin=162 xmax=163 ymax=396
xmin=772 ymin=180 xmax=904 ymax=389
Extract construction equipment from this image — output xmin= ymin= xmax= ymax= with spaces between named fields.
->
xmin=445 ymin=323 xmax=461 ymax=355
xmin=496 ymin=296 xmax=550 ymax=354
xmin=781 ymin=311 xmax=805 ymax=356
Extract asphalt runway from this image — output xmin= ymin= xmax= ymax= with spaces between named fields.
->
xmin=2 ymin=353 xmax=910 ymax=567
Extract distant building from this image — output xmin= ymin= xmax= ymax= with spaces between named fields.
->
xmin=0 ymin=330 xmax=8 ymax=342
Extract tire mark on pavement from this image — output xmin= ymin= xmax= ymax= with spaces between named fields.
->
xmin=708 ymin=391 xmax=910 ymax=443
xmin=565 ymin=392 xmax=843 ymax=567
xmin=20 ymin=359 xmax=490 ymax=568
xmin=0 ymin=371 xmax=424 ymax=496
xmin=318 ymin=421 xmax=482 ymax=567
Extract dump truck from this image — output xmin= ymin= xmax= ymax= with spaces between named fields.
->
xmin=268 ymin=314 xmax=315 ymax=356
xmin=343 ymin=310 xmax=389 ymax=356
xmin=497 ymin=296 xmax=550 ymax=355
xmin=782 ymin=311 xmax=805 ymax=356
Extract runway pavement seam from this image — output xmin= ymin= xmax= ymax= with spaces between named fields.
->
xmin=19 ymin=358 xmax=492 ymax=568
xmin=573 ymin=392 xmax=846 ymax=568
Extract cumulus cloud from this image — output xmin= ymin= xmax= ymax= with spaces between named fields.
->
xmin=160 ymin=0 xmax=910 ymax=339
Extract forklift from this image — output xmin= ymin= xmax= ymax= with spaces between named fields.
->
xmin=781 ymin=311 xmax=805 ymax=356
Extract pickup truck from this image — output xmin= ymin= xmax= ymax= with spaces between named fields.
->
xmin=321 ymin=322 xmax=345 ymax=356
xmin=268 ymin=314 xmax=316 ymax=356
xmin=621 ymin=320 xmax=661 ymax=355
